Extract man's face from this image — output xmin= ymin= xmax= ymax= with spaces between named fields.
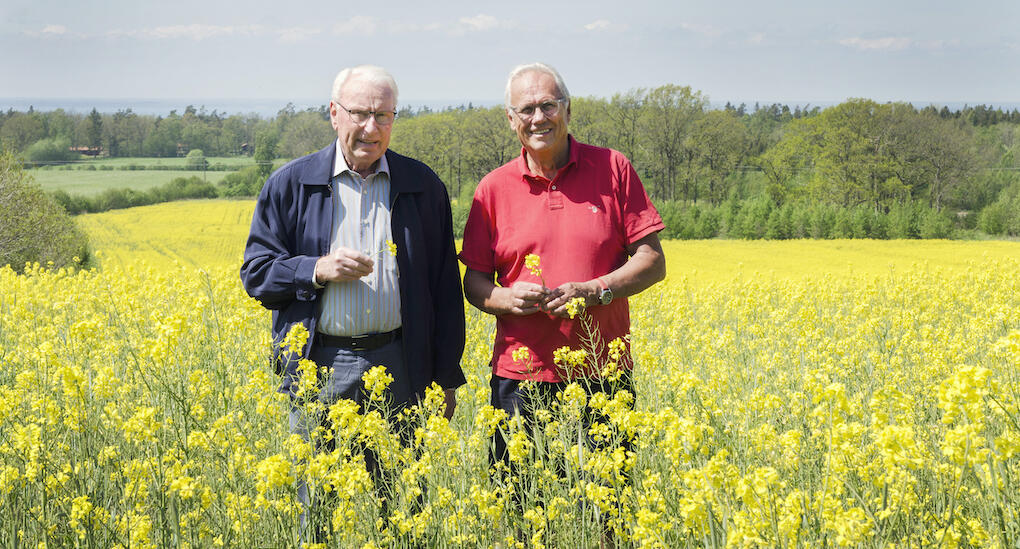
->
xmin=507 ymin=70 xmax=570 ymax=156
xmin=330 ymin=76 xmax=395 ymax=174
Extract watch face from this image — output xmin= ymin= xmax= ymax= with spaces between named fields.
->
xmin=600 ymin=288 xmax=613 ymax=305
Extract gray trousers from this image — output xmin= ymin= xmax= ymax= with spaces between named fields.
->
xmin=288 ymin=337 xmax=410 ymax=540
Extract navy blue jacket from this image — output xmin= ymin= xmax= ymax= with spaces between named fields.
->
xmin=240 ymin=143 xmax=466 ymax=395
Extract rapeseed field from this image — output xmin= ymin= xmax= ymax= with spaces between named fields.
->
xmin=1 ymin=200 xmax=1019 ymax=547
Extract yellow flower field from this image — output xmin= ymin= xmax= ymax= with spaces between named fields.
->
xmin=1 ymin=200 xmax=1018 ymax=548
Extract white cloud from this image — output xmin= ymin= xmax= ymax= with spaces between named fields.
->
xmin=332 ymin=16 xmax=379 ymax=36
xmin=583 ymin=19 xmax=628 ymax=32
xmin=746 ymin=32 xmax=766 ymax=45
xmin=277 ymin=27 xmax=322 ymax=43
xmin=917 ymin=38 xmax=960 ymax=50
xmin=22 ymin=24 xmax=71 ymax=37
xmin=459 ymin=14 xmax=499 ymax=32
xmin=839 ymin=36 xmax=912 ymax=51
xmin=108 ymin=24 xmax=262 ymax=40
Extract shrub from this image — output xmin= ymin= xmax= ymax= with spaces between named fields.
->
xmin=732 ymin=197 xmax=772 ymax=239
xmin=151 ymin=176 xmax=218 ymax=202
xmin=0 ymin=151 xmax=91 ymax=272
xmin=887 ymin=203 xmax=919 ymax=239
xmin=655 ymin=200 xmax=684 ymax=240
xmin=764 ymin=204 xmax=793 ymax=240
xmin=218 ymin=165 xmax=266 ymax=197
xmin=808 ymin=204 xmax=836 ymax=239
xmin=919 ymin=208 xmax=954 ymax=239
xmin=452 ymin=200 xmax=470 ymax=239
xmin=23 ymin=137 xmax=78 ymax=166
xmin=186 ymin=149 xmax=208 ymax=171
xmin=50 ymin=189 xmax=92 ymax=215
xmin=694 ymin=207 xmax=721 ymax=239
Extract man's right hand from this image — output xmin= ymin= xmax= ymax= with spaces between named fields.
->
xmin=314 ymin=247 xmax=374 ymax=284
xmin=498 ymin=281 xmax=548 ymax=315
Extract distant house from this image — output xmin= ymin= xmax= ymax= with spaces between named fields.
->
xmin=70 ymin=146 xmax=102 ymax=157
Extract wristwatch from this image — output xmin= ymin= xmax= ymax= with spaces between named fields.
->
xmin=595 ymin=277 xmax=613 ymax=305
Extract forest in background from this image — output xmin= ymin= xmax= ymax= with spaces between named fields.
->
xmin=3 ymin=88 xmax=1020 ymax=239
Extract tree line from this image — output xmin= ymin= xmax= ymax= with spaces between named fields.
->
xmin=3 ymin=89 xmax=1020 ymax=239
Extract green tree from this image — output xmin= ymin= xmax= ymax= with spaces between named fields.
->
xmin=691 ymin=110 xmax=749 ymax=204
xmin=185 ymin=149 xmax=208 ymax=171
xmin=0 ymin=112 xmax=46 ymax=152
xmin=86 ymin=108 xmax=103 ymax=150
xmin=755 ymin=120 xmax=811 ymax=205
xmin=461 ymin=107 xmax=517 ymax=191
xmin=0 ymin=151 xmax=90 ymax=272
xmin=640 ymin=84 xmax=707 ymax=201
xmin=143 ymin=114 xmax=183 ymax=157
xmin=278 ymin=111 xmax=334 ymax=158
xmin=254 ymin=130 xmax=279 ymax=179
xmin=24 ymin=137 xmax=77 ymax=165
xmin=888 ymin=112 xmax=977 ymax=210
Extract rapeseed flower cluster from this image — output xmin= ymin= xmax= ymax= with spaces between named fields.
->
xmin=3 ymin=205 xmax=1020 ymax=548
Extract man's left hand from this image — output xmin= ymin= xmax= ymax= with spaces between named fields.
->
xmin=542 ymin=281 xmax=599 ymax=318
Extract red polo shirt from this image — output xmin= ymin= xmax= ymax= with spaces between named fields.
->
xmin=460 ymin=136 xmax=664 ymax=382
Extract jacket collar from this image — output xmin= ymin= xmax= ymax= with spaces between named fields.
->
xmin=297 ymin=143 xmax=424 ymax=194
xmin=297 ymin=143 xmax=335 ymax=187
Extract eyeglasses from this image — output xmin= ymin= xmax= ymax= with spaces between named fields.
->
xmin=335 ymin=103 xmax=397 ymax=126
xmin=510 ymin=99 xmax=566 ymax=121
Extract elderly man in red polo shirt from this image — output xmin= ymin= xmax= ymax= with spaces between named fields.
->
xmin=459 ymin=62 xmax=666 ymax=471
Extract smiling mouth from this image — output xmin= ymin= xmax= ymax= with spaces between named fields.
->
xmin=530 ymin=129 xmax=551 ymax=135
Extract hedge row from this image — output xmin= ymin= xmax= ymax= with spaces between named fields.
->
xmin=655 ymin=199 xmax=958 ymax=240
xmin=52 ymin=176 xmax=219 ymax=214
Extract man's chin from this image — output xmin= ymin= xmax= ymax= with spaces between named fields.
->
xmin=353 ymin=148 xmax=383 ymax=162
xmin=525 ymin=138 xmax=557 ymax=152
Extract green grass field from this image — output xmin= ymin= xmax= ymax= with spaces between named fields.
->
xmin=25 ymin=156 xmax=285 ymax=195
xmin=37 ymin=156 xmax=256 ymax=169
xmin=28 ymin=169 xmax=232 ymax=195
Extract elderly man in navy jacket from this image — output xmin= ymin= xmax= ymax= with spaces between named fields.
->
xmin=241 ymin=65 xmax=466 ymax=427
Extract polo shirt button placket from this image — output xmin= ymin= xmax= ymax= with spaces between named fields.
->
xmin=548 ymin=180 xmax=564 ymax=210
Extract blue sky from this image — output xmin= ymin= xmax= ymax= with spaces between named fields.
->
xmin=2 ymin=0 xmax=1018 ymax=109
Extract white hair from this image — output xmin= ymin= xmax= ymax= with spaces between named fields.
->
xmin=504 ymin=62 xmax=570 ymax=111
xmin=331 ymin=65 xmax=399 ymax=105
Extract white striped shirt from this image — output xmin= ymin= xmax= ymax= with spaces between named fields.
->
xmin=317 ymin=142 xmax=401 ymax=336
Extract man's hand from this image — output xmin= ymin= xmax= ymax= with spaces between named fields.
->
xmin=464 ymin=268 xmax=549 ymax=316
xmin=500 ymin=281 xmax=549 ymax=315
xmin=442 ymin=388 xmax=457 ymax=420
xmin=314 ymin=246 xmax=374 ymax=284
xmin=543 ymin=280 xmax=600 ymax=318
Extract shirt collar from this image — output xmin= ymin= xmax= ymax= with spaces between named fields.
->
xmin=516 ymin=134 xmax=578 ymax=181
xmin=333 ymin=139 xmax=390 ymax=179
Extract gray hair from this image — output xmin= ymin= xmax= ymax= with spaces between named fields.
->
xmin=331 ymin=65 xmax=399 ymax=105
xmin=504 ymin=62 xmax=570 ymax=111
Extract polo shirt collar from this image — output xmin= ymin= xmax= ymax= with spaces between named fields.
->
xmin=517 ymin=134 xmax=578 ymax=182
xmin=333 ymin=139 xmax=390 ymax=179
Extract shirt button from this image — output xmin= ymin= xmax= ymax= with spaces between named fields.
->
xmin=551 ymin=185 xmax=557 ymax=190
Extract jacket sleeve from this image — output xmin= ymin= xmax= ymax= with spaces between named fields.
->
xmin=240 ymin=171 xmax=321 ymax=310
xmin=430 ymin=177 xmax=468 ymax=389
